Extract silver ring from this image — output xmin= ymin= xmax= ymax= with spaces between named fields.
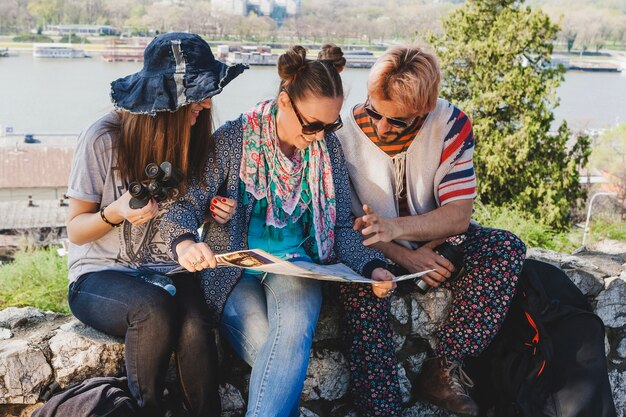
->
xmin=191 ymin=261 xmax=198 ymax=268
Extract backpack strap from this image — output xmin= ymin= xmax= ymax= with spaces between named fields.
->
xmin=39 ymin=381 xmax=61 ymax=402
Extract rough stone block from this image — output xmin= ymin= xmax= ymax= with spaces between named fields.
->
xmin=596 ymin=278 xmax=626 ymax=329
xmin=48 ymin=320 xmax=125 ymax=388
xmin=0 ymin=308 xmax=45 ymax=329
xmin=0 ymin=340 xmax=52 ymax=404
xmin=302 ymin=349 xmax=349 ymax=402
xmin=219 ymin=383 xmax=245 ymax=417
xmin=564 ymin=268 xmax=605 ymax=296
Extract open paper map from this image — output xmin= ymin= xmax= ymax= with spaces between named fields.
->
xmin=168 ymin=248 xmax=432 ymax=283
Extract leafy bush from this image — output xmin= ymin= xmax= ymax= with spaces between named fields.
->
xmin=12 ymin=33 xmax=54 ymax=42
xmin=587 ymin=213 xmax=626 ymax=242
xmin=59 ymin=34 xmax=90 ymax=43
xmin=0 ymin=247 xmax=69 ymax=313
xmin=473 ymin=203 xmax=580 ymax=252
xmin=473 ymin=203 xmax=624 ymax=252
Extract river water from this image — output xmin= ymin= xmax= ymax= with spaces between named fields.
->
xmin=0 ymin=53 xmax=625 ymax=134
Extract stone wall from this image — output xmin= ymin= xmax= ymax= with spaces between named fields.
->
xmin=1 ymin=245 xmax=624 ymax=417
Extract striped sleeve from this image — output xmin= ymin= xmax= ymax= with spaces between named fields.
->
xmin=438 ymin=108 xmax=477 ymax=205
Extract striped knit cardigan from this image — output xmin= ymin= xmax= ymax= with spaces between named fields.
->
xmin=336 ymin=98 xmax=477 ymax=249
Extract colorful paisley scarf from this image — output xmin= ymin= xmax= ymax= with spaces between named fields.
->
xmin=240 ymin=99 xmax=336 ymax=261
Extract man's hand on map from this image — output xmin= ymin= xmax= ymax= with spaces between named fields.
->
xmin=354 ymin=204 xmax=400 ymax=246
xmin=371 ymin=267 xmax=397 ymax=298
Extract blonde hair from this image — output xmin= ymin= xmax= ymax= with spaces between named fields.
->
xmin=367 ymin=45 xmax=440 ymax=115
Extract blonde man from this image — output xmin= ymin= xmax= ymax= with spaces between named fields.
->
xmin=336 ymin=45 xmax=526 ymax=417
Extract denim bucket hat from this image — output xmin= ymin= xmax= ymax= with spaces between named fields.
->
xmin=111 ymin=32 xmax=247 ymax=115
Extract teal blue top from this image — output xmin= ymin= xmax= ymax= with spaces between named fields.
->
xmin=243 ymin=182 xmax=313 ymax=275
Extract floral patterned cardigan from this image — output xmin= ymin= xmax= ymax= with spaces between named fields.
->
xmin=160 ymin=116 xmax=387 ymax=324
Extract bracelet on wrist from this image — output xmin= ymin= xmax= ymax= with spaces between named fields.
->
xmin=100 ymin=206 xmax=123 ymax=228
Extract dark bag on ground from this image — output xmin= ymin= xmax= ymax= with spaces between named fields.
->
xmin=32 ymin=376 xmax=137 ymax=417
xmin=465 ymin=259 xmax=617 ymax=417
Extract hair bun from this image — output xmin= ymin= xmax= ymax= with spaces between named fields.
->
xmin=318 ymin=44 xmax=346 ymax=73
xmin=277 ymin=45 xmax=308 ymax=82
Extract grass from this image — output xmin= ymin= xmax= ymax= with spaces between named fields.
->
xmin=12 ymin=34 xmax=54 ymax=43
xmin=586 ymin=213 xmax=626 ymax=242
xmin=473 ymin=203 xmax=579 ymax=252
xmin=0 ymin=246 xmax=69 ymax=313
xmin=473 ymin=203 xmax=625 ymax=253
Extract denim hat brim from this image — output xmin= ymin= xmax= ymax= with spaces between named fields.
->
xmin=111 ymin=61 xmax=247 ymax=115
xmin=110 ymin=33 xmax=248 ymax=116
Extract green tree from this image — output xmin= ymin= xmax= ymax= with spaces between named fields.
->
xmin=27 ymin=0 xmax=61 ymax=26
xmin=430 ymin=0 xmax=590 ymax=228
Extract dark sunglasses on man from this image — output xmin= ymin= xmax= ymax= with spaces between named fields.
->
xmin=364 ymin=98 xmax=418 ymax=129
xmin=283 ymin=89 xmax=343 ymax=135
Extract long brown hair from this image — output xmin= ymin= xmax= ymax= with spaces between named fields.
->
xmin=113 ymin=105 xmax=213 ymax=192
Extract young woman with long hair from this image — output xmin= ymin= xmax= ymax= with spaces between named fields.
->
xmin=65 ymin=32 xmax=246 ymax=417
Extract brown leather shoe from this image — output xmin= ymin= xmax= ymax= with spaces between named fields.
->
xmin=415 ymin=356 xmax=480 ymax=417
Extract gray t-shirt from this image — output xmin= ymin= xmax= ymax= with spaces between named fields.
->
xmin=67 ymin=111 xmax=176 ymax=283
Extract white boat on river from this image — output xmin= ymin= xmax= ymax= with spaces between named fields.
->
xmin=32 ymin=43 xmax=87 ymax=59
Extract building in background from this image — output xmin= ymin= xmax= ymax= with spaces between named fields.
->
xmin=0 ymin=199 xmax=69 ymax=259
xmin=211 ymin=0 xmax=301 ymax=19
xmin=212 ymin=0 xmax=247 ymax=15
xmin=0 ymin=145 xmax=72 ymax=202
xmin=0 ymin=143 xmax=72 ymax=257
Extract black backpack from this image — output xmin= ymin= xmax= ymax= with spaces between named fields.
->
xmin=32 ymin=377 xmax=137 ymax=417
xmin=465 ymin=259 xmax=617 ymax=417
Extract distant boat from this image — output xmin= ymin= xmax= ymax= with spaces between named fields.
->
xmin=0 ymin=48 xmax=8 ymax=57
xmin=218 ymin=45 xmax=279 ymax=66
xmin=567 ymin=61 xmax=622 ymax=73
xmin=217 ymin=45 xmax=379 ymax=68
xmin=226 ymin=51 xmax=279 ymax=66
xmin=343 ymin=50 xmax=378 ymax=68
xmin=101 ymin=38 xmax=149 ymax=62
xmin=33 ymin=43 xmax=87 ymax=58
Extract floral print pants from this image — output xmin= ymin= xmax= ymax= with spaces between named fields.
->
xmin=339 ymin=283 xmax=402 ymax=416
xmin=339 ymin=225 xmax=526 ymax=416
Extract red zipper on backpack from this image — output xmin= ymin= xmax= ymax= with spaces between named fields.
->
xmin=524 ymin=311 xmax=547 ymax=376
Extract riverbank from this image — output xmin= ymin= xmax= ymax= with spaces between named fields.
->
xmin=2 ymin=37 xmax=625 ymax=70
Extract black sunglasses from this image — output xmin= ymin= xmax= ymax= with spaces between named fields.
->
xmin=283 ymin=89 xmax=343 ymax=135
xmin=364 ymin=98 xmax=417 ymax=129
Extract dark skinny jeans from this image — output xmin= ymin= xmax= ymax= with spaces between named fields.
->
xmin=68 ymin=270 xmax=220 ymax=417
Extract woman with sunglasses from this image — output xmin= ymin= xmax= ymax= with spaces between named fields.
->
xmin=160 ymin=44 xmax=395 ymax=417
xmin=333 ymin=45 xmax=527 ymax=417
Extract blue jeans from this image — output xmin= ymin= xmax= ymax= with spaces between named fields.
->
xmin=68 ymin=270 xmax=220 ymax=417
xmin=220 ymin=273 xmax=322 ymax=417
